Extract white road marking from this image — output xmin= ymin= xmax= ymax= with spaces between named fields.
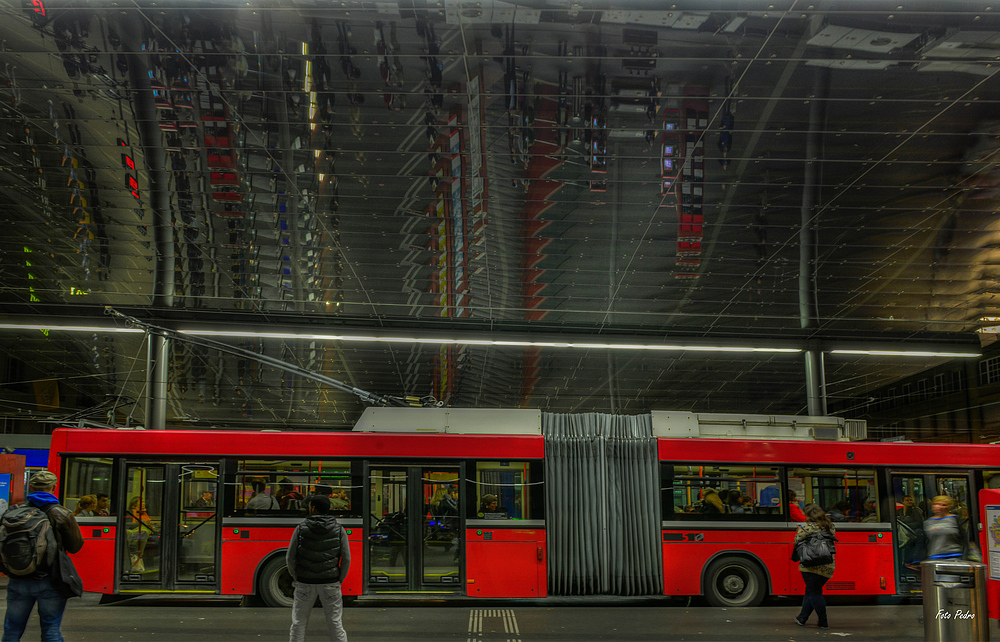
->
xmin=467 ymin=609 xmax=520 ymax=641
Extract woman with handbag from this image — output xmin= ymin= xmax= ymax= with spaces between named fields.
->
xmin=793 ymin=503 xmax=836 ymax=630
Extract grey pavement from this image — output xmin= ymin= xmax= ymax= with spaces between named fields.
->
xmin=1 ymin=583 xmax=997 ymax=641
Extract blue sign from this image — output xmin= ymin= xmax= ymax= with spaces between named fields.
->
xmin=0 ymin=474 xmax=10 ymax=517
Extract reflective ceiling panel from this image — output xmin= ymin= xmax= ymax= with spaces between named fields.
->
xmin=0 ymin=1 xmax=994 ymax=429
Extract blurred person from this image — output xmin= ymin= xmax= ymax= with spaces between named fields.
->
xmin=924 ymin=495 xmax=963 ymax=560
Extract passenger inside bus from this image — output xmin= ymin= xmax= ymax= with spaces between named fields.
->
xmin=787 ymin=491 xmax=807 ymax=522
xmin=193 ymin=489 xmax=214 ymax=508
xmin=479 ymin=494 xmax=508 ymax=518
xmin=896 ymin=495 xmax=925 ymax=565
xmin=276 ymin=478 xmax=304 ymax=511
xmin=829 ymin=501 xmax=850 ymax=522
xmin=726 ymin=490 xmax=745 ymax=514
xmin=73 ymin=495 xmax=96 ymax=517
xmin=330 ymin=489 xmax=349 ymax=511
xmin=245 ymin=481 xmax=279 ymax=512
xmin=701 ymin=488 xmax=724 ymax=513
xmin=127 ymin=496 xmax=158 ymax=573
xmin=861 ymin=499 xmax=879 ymax=522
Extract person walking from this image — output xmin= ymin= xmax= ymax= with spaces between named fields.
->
xmin=2 ymin=470 xmax=84 ymax=641
xmin=287 ymin=494 xmax=351 ymax=642
xmin=794 ymin=503 xmax=835 ymax=630
xmin=924 ymin=495 xmax=964 ymax=560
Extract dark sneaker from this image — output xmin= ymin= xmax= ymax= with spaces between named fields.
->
xmin=794 ymin=617 xmax=806 ymax=626
xmin=819 ymin=624 xmax=830 ymax=630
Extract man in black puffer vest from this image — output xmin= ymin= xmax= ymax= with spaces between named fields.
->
xmin=287 ymin=494 xmax=351 ymax=642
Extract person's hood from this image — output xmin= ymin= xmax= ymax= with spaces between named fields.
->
xmin=303 ymin=513 xmax=341 ymax=534
xmin=27 ymin=491 xmax=59 ymax=507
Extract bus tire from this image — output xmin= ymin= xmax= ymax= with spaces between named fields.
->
xmin=704 ymin=556 xmax=766 ymax=608
xmin=258 ymin=556 xmax=295 ymax=608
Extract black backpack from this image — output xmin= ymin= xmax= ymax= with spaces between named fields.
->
xmin=0 ymin=504 xmax=58 ymax=578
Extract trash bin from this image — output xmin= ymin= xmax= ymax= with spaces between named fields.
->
xmin=921 ymin=559 xmax=989 ymax=642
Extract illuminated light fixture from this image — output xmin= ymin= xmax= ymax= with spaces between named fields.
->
xmin=0 ymin=324 xmax=143 ymax=334
xmin=0 ymin=323 xmax=977 ymax=358
xmin=830 ymin=349 xmax=981 ymax=358
xmin=179 ymin=329 xmax=802 ymax=354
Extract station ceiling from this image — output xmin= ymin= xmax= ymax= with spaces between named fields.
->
xmin=0 ymin=0 xmax=995 ymax=429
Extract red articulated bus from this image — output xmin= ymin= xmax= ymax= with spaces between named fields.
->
xmin=48 ymin=408 xmax=999 ymax=606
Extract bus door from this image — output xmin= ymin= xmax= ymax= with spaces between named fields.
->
xmin=889 ymin=471 xmax=975 ymax=593
xmin=118 ymin=462 xmax=221 ymax=594
xmin=365 ymin=464 xmax=463 ymax=594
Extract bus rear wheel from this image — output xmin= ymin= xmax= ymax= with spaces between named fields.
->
xmin=259 ymin=556 xmax=295 ymax=608
xmin=704 ymin=556 xmax=765 ymax=607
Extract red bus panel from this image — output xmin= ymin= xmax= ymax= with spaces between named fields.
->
xmin=50 ymin=428 xmax=544 ymax=465
xmin=466 ymin=528 xmax=546 ymax=598
xmin=221 ymin=526 xmax=292 ymax=595
xmin=220 ymin=525 xmax=364 ymax=597
xmin=662 ymin=527 xmax=895 ymax=597
xmin=73 ymin=525 xmax=116 ymax=593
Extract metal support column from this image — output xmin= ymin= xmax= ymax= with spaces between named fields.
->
xmin=800 ymin=67 xmax=829 ymax=416
xmin=117 ymin=11 xmax=174 ymax=428
xmin=145 ymin=332 xmax=169 ymax=430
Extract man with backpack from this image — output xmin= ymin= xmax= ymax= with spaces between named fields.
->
xmin=1 ymin=470 xmax=84 ymax=641
xmin=286 ymin=494 xmax=350 ymax=642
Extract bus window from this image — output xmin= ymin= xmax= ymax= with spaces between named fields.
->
xmin=664 ymin=464 xmax=782 ymax=519
xmin=472 ymin=461 xmax=541 ymax=520
xmin=62 ymin=457 xmax=114 ymax=517
xmin=789 ymin=467 xmax=879 ymax=523
xmin=230 ymin=460 xmax=358 ymax=518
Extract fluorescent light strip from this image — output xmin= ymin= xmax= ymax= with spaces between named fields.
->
xmin=180 ymin=330 xmax=801 ymax=353
xmin=0 ymin=325 xmax=977 ymax=357
xmin=830 ymin=349 xmax=981 ymax=358
xmin=0 ymin=324 xmax=144 ymax=334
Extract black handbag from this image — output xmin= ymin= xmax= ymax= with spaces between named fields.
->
xmin=50 ymin=548 xmax=83 ymax=598
xmin=792 ymin=530 xmax=837 ymax=566
xmin=38 ymin=504 xmax=84 ymax=598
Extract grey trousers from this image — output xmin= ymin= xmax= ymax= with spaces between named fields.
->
xmin=289 ymin=581 xmax=347 ymax=642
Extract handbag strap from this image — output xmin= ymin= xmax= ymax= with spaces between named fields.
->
xmin=39 ymin=503 xmax=65 ymax=549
